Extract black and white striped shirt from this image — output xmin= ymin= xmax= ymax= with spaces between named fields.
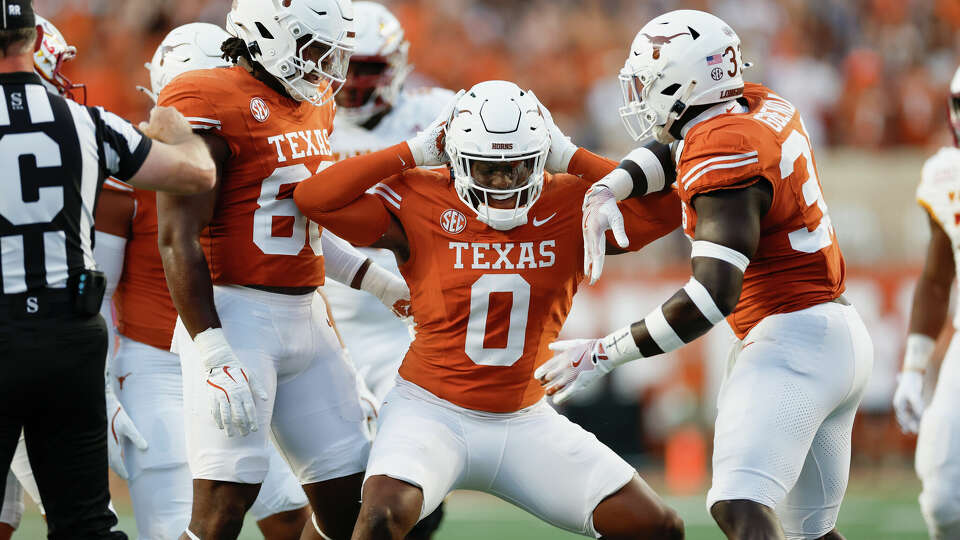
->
xmin=0 ymin=72 xmax=151 ymax=295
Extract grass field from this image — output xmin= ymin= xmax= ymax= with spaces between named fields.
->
xmin=12 ymin=466 xmax=927 ymax=539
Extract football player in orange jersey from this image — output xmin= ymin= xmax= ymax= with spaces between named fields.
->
xmin=154 ymin=2 xmax=409 ymax=539
xmin=294 ymin=80 xmax=684 ymax=539
xmin=92 ymin=23 xmax=342 ymax=540
xmin=538 ymin=10 xmax=874 ymax=540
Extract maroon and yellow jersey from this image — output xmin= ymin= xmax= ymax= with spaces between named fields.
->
xmin=158 ymin=66 xmax=336 ymax=287
xmin=677 ymin=83 xmax=845 ymax=338
xmin=374 ymin=170 xmax=679 ymax=412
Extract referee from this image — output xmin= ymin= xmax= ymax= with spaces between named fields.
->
xmin=0 ymin=2 xmax=216 ymax=538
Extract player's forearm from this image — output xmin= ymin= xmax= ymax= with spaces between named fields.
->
xmin=321 ymin=229 xmax=369 ymax=286
xmin=295 ymin=142 xmax=415 ymax=212
xmin=909 ymin=276 xmax=951 ymax=338
xmin=158 ymin=238 xmax=221 ymax=339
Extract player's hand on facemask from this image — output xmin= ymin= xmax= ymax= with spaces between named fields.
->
xmin=535 ymin=338 xmax=615 ymax=405
xmin=582 ymin=183 xmax=629 ymax=285
xmin=406 ymin=89 xmax=465 ymax=167
xmin=527 ymin=91 xmax=578 ymax=174
xmin=105 ymin=381 xmax=148 ymax=479
xmin=893 ymin=370 xmax=926 ymax=433
xmin=194 ymin=328 xmax=269 ymax=438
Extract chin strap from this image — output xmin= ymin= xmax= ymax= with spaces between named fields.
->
xmin=658 ymin=80 xmax=698 ymax=143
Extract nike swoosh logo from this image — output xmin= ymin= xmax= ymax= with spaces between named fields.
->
xmin=532 ymin=213 xmax=557 ymax=227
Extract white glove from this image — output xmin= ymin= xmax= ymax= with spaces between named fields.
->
xmin=528 ymin=91 xmax=578 ymax=173
xmin=535 ymin=339 xmax=614 ymax=405
xmin=582 ymin=183 xmax=629 ymax=284
xmin=195 ymin=328 xmax=269 ymax=438
xmin=361 ymin=264 xmax=412 ymax=320
xmin=406 ymin=89 xmax=465 ymax=167
xmin=893 ymin=370 xmax=926 ymax=433
xmin=105 ymin=382 xmax=148 ymax=479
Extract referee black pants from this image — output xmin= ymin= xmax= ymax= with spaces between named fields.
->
xmin=0 ymin=313 xmax=124 ymax=540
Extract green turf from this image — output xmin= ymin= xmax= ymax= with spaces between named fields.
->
xmin=11 ymin=468 xmax=928 ymax=539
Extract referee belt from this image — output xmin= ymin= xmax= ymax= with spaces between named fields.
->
xmin=0 ymin=288 xmax=75 ymax=320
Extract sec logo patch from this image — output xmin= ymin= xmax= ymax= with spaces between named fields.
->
xmin=250 ymin=97 xmax=270 ymax=123
xmin=440 ymin=209 xmax=467 ymax=235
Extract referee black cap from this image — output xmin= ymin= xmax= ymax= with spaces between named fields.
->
xmin=1 ymin=0 xmax=35 ymax=30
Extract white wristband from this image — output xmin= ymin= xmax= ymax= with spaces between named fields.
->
xmin=600 ymin=325 xmax=642 ymax=367
xmin=598 ymin=169 xmax=634 ymax=201
xmin=194 ymin=327 xmax=233 ymax=370
xmin=360 ymin=263 xmax=403 ymax=302
xmin=904 ymin=333 xmax=935 ymax=372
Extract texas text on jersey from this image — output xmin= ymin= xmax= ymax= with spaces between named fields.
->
xmin=676 ymin=82 xmax=845 ymax=338
xmin=158 ymin=66 xmax=335 ymax=287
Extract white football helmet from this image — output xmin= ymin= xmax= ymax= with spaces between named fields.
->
xmin=335 ymin=1 xmax=412 ymax=124
xmin=446 ymin=81 xmax=550 ymax=231
xmin=619 ymin=10 xmax=749 ymax=143
xmin=950 ymin=65 xmax=960 ymax=147
xmin=146 ymin=23 xmax=232 ymax=98
xmin=227 ymin=0 xmax=355 ymax=106
xmin=33 ymin=15 xmax=85 ymax=103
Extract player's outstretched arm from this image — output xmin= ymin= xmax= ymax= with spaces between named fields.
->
xmin=129 ymin=106 xmax=217 ymax=194
xmin=894 ymin=213 xmax=955 ymax=432
xmin=158 ymin=134 xmax=267 ymax=437
xmin=537 ymin=179 xmax=771 ymax=404
xmin=581 ymin=141 xmax=678 ymax=283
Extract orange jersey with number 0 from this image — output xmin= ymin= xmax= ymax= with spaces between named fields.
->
xmin=677 ymin=83 xmax=845 ymax=338
xmin=158 ymin=66 xmax=336 ymax=287
xmin=372 ymin=170 xmax=679 ymax=412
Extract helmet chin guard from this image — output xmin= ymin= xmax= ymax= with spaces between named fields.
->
xmin=445 ymin=81 xmax=550 ymax=231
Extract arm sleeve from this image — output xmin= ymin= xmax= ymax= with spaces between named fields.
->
xmin=91 ymin=107 xmax=152 ymax=182
xmin=321 ymin=229 xmax=368 ymax=285
xmin=295 ymin=142 xmax=416 ymax=246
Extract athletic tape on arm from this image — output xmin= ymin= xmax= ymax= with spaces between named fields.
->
xmin=644 ymin=306 xmax=685 ymax=353
xmin=682 ymin=277 xmax=726 ymax=324
xmin=690 ymin=240 xmax=749 ymax=272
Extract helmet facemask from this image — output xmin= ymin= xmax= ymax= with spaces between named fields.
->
xmin=451 ymin=147 xmax=547 ymax=231
xmin=275 ymin=21 xmax=353 ymax=106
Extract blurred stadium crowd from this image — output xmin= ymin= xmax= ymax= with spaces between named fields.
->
xmin=32 ymin=0 xmax=960 ymax=153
